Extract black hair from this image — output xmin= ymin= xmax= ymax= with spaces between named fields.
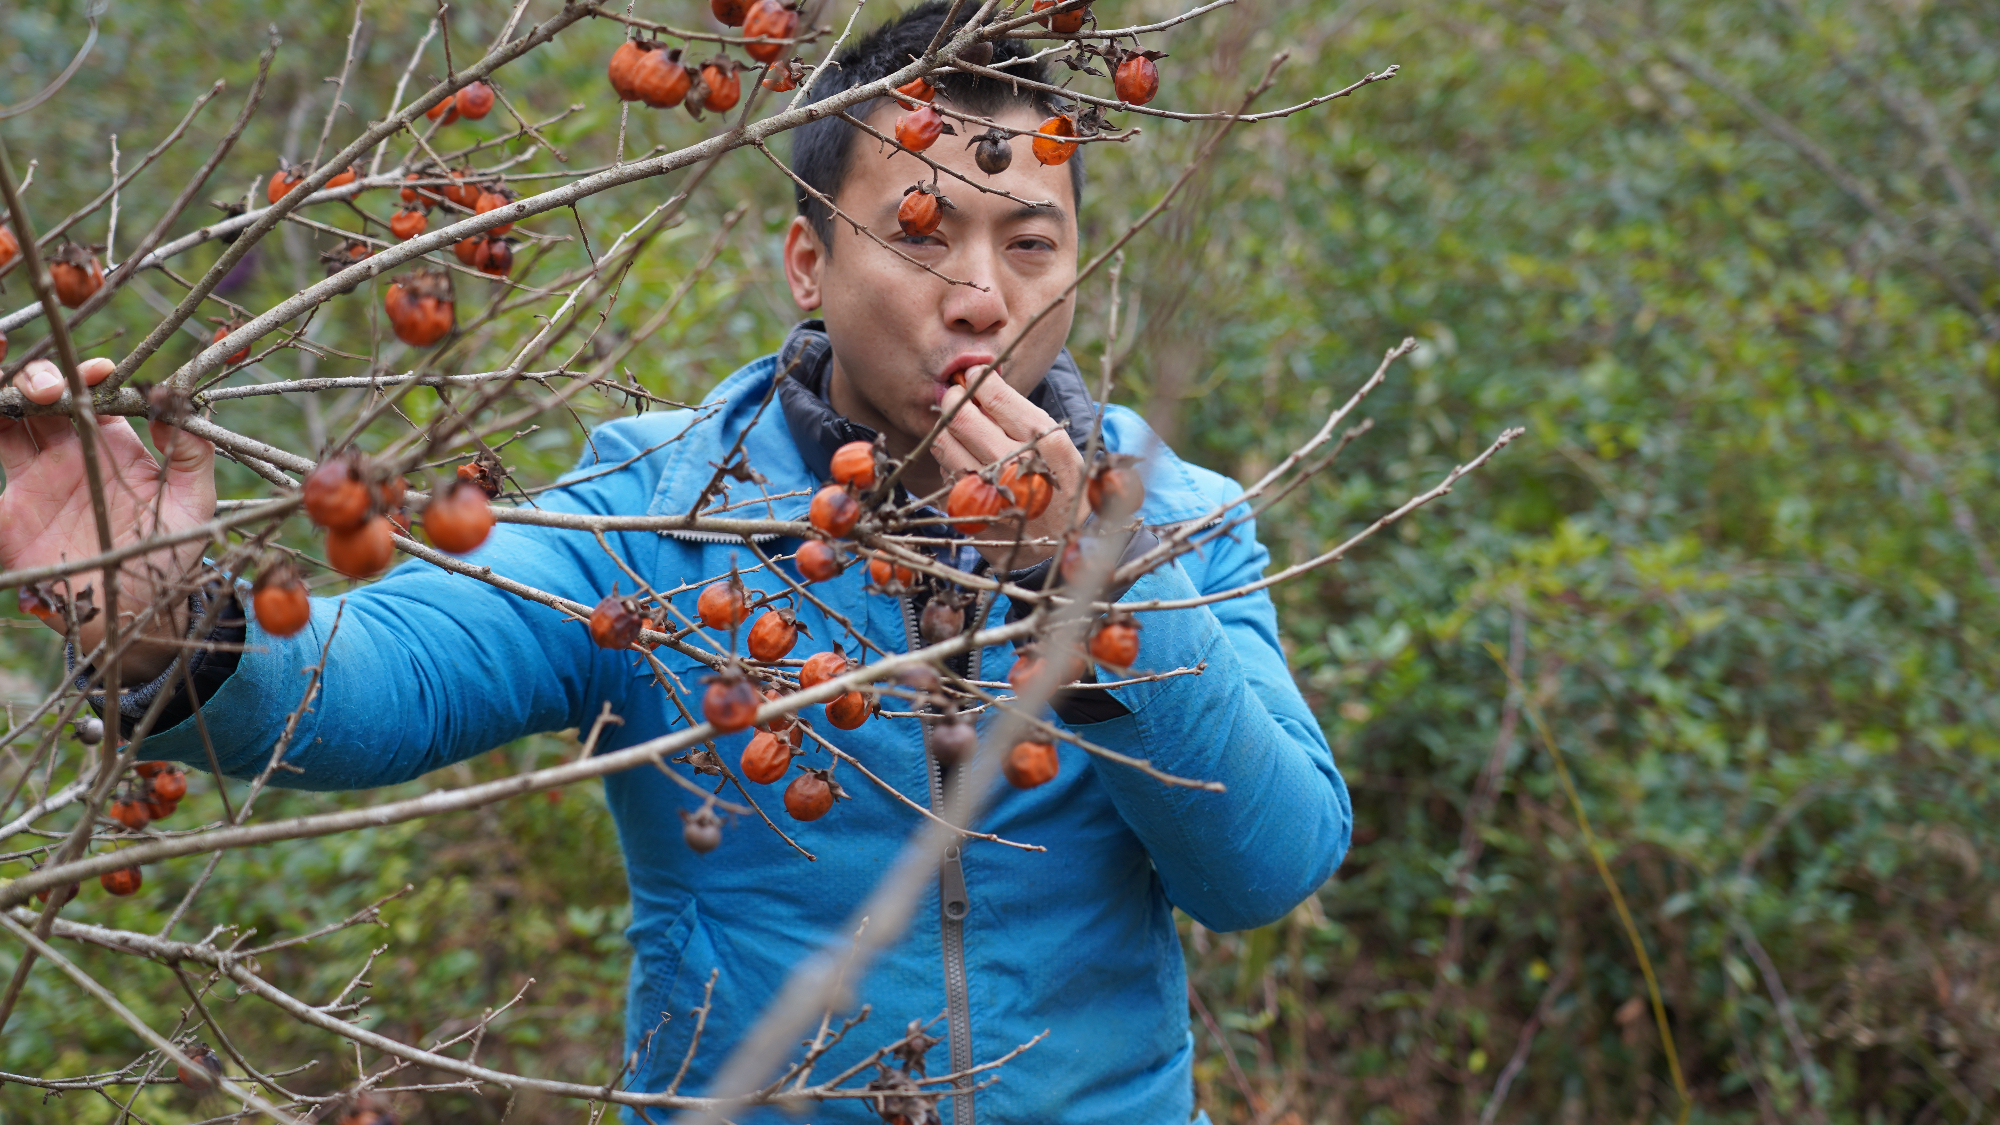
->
xmin=788 ymin=0 xmax=1084 ymax=251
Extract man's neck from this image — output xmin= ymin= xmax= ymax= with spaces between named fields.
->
xmin=825 ymin=354 xmax=947 ymax=500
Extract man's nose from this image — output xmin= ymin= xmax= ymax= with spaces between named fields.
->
xmin=939 ymin=241 xmax=1009 ymax=338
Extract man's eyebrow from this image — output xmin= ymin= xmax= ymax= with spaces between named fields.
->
xmin=1004 ymin=203 xmax=1068 ymax=224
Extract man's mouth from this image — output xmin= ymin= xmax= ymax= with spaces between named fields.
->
xmin=933 ymin=353 xmax=999 ymax=404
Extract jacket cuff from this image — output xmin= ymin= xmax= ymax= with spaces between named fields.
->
xmin=999 ymin=525 xmax=1161 ymax=625
xmin=67 ymin=579 xmax=247 ymax=736
xmin=1004 ymin=528 xmax=1166 ymax=725
xmin=1052 ymin=668 xmax=1131 ymax=725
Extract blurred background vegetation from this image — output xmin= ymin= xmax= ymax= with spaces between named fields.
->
xmin=4 ymin=0 xmax=1997 ymax=1121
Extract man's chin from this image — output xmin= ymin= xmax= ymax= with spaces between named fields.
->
xmin=896 ymin=403 xmax=942 ymax=444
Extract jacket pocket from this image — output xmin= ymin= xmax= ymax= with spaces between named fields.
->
xmin=624 ymin=896 xmax=722 ymax=1092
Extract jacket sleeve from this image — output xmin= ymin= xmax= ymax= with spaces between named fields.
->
xmin=136 ymin=424 xmax=668 ymax=791
xmin=1069 ymin=492 xmax=1351 ymax=933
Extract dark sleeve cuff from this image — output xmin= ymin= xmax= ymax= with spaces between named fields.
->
xmin=68 ymin=579 xmax=246 ymax=738
xmin=1051 ymin=668 xmax=1132 ymax=725
xmin=999 ymin=525 xmax=1161 ymax=624
xmin=1001 ymin=527 xmax=1164 ymax=725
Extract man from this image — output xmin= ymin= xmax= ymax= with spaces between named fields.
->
xmin=0 ymin=4 xmax=1350 ymax=1120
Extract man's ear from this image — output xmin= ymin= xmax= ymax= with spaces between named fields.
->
xmin=782 ymin=215 xmax=827 ymax=312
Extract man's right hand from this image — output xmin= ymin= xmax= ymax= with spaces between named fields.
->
xmin=1 ymin=357 xmax=218 ymax=684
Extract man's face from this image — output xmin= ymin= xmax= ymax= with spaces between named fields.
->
xmin=782 ymin=101 xmax=1080 ymax=456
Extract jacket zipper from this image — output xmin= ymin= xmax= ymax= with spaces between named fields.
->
xmin=902 ymin=585 xmax=993 ymax=1125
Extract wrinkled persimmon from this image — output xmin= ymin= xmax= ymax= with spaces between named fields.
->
xmin=829 ymin=440 xmax=877 ymax=489
xmin=150 ymin=768 xmax=188 ymax=803
xmin=697 ymin=578 xmax=751 ymax=629
xmin=267 ymin=165 xmax=305 ymax=203
xmin=590 ymin=593 xmax=643 ymax=649
xmin=747 ymin=609 xmax=801 ymax=661
xmin=1004 ymin=739 xmax=1060 ymax=788
xmin=425 ymin=479 xmax=494 ymax=554
xmin=868 ymin=553 xmax=916 ymax=588
xmin=383 ymin=269 xmax=455 ymax=347
xmin=898 ymin=187 xmax=945 ymax=238
xmin=212 ymin=322 xmax=251 ymax=366
xmin=252 ymin=563 xmax=312 ymax=637
xmin=325 ymin=517 xmax=395 ymax=578
xmin=757 ymin=687 xmax=797 ymax=737
xmin=796 ymin=539 xmax=843 ymax=582
xmin=896 ymin=105 xmax=944 ymax=153
xmin=740 ymin=729 xmax=793 ymax=784
xmin=48 ymin=247 xmax=103 ymax=308
xmin=1032 ymin=0 xmax=1087 ymax=33
xmin=809 ymin=484 xmax=861 ymax=538
xmin=1087 ymin=457 xmax=1146 ymax=516
xmin=1031 ymin=114 xmax=1079 ymax=166
xmin=704 ymin=673 xmax=761 ymax=733
xmin=741 ymin=0 xmax=797 ymax=63
xmin=1114 ymin=51 xmax=1163 ymax=106
xmin=456 ymin=81 xmax=495 ymax=120
xmin=303 ymin=455 xmax=370 ymax=531
xmin=700 ymin=61 xmax=741 ymax=112
xmin=390 ymin=207 xmax=428 ymax=240
xmin=799 ymin=650 xmax=850 ymax=691
xmin=1090 ymin=617 xmax=1140 ymax=667
xmin=177 ymin=1045 xmax=223 ymax=1090
xmin=825 ymin=690 xmax=870 ymax=730
xmin=633 ymin=46 xmax=692 ymax=108
xmin=110 ymin=798 xmax=151 ymax=831
xmin=998 ymin=456 xmax=1055 ymax=520
xmin=473 ymin=186 xmax=515 ymax=235
xmin=946 ymin=473 xmax=1007 ymax=535
xmin=784 ymin=770 xmax=834 ymax=821
xmin=931 ymin=712 xmax=978 ymax=767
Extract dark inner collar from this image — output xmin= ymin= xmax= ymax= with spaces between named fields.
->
xmin=775 ymin=318 xmax=1100 ymax=484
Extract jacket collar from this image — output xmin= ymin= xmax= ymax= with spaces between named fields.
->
xmin=775 ymin=319 xmax=1100 ymax=483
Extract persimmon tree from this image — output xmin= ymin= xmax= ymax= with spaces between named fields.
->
xmin=0 ymin=1 xmax=1504 ymax=1120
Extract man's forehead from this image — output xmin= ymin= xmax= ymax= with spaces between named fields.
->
xmin=856 ymin=97 xmax=1044 ymax=133
xmin=847 ymin=100 xmax=1074 ymax=214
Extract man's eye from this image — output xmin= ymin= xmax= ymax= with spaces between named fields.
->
xmin=1012 ymin=237 xmax=1055 ymax=251
xmin=899 ymin=234 xmax=943 ymax=247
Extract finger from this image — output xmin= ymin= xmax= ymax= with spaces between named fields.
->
xmin=79 ymin=357 xmax=116 ymax=386
xmin=148 ymin=418 xmax=216 ymax=481
xmin=938 ymin=386 xmax=1016 ymax=468
xmin=2 ymin=362 xmax=92 ymax=475
xmin=19 ymin=360 xmax=67 ymax=405
xmin=964 ymin=367 xmax=1061 ymax=443
xmin=149 ymin=416 xmax=218 ymax=533
xmin=930 ymin=427 xmax=978 ymax=480
xmin=16 ymin=357 xmax=117 ymax=404
xmin=958 ymin=368 xmax=1085 ymax=482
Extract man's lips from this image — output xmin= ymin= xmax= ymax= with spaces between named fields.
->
xmin=933 ymin=353 xmax=998 ymax=404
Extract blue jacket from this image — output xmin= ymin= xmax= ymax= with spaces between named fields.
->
xmin=141 ymin=343 xmax=1351 ymax=1123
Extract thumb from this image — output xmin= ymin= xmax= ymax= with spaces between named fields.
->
xmin=148 ymin=418 xmax=216 ymax=503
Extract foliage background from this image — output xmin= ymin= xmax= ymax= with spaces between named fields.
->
xmin=3 ymin=0 xmax=1996 ymax=1121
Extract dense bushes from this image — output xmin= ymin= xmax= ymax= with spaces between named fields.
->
xmin=1170 ymin=3 xmax=1999 ymax=1121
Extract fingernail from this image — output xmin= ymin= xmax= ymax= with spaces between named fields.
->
xmin=24 ymin=366 xmax=62 ymax=397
